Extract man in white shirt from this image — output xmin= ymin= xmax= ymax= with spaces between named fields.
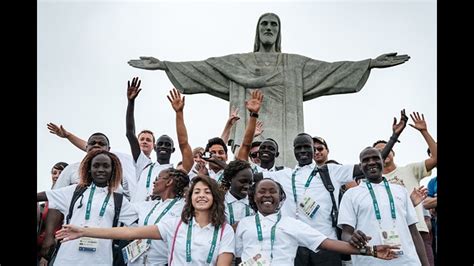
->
xmin=338 ymin=147 xmax=429 ymax=265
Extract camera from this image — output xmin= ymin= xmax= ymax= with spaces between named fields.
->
xmin=201 ymin=152 xmax=212 ymax=159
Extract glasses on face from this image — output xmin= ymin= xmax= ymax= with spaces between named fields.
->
xmin=249 ymin=152 xmax=259 ymax=158
xmin=314 ymin=147 xmax=325 ymax=152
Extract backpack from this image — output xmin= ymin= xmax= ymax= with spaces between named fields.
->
xmin=49 ymin=185 xmax=126 ymax=266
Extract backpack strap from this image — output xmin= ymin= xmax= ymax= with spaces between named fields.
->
xmin=66 ymin=185 xmax=88 ymax=224
xmin=318 ymin=165 xmax=338 ymax=228
xmin=112 ymin=192 xmax=124 ymax=261
xmin=112 ymin=192 xmax=123 ymax=227
xmin=169 ymin=220 xmax=183 ymax=265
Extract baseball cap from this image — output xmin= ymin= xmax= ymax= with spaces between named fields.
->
xmin=312 ymin=136 xmax=328 ymax=149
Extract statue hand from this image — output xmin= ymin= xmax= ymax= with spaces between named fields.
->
xmin=128 ymin=56 xmax=164 ymax=70
xmin=370 ymin=52 xmax=410 ymax=69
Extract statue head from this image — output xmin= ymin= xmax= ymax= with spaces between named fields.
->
xmin=254 ymin=13 xmax=281 ymax=52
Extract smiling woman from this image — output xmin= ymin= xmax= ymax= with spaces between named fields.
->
xmin=55 ymin=175 xmax=236 ymax=266
xmin=236 ymin=178 xmax=401 ymax=265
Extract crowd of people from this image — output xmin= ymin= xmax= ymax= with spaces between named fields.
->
xmin=37 ymin=75 xmax=437 ymax=266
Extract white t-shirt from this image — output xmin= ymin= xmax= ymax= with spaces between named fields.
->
xmin=132 ymin=153 xmax=173 ymax=203
xmin=384 ymin=162 xmax=431 ymax=232
xmin=157 ymin=217 xmax=235 ymax=266
xmin=235 ymin=212 xmax=327 ymax=265
xmin=250 ymin=163 xmax=291 ymax=173
xmin=46 ymin=184 xmax=138 ymax=265
xmin=337 ymin=181 xmax=420 ymax=266
xmin=130 ymin=198 xmax=185 ymax=266
xmin=224 ymin=192 xmax=255 ymax=225
xmin=263 ymin=161 xmax=353 ymax=239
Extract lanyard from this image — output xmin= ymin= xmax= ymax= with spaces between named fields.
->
xmin=217 ymin=172 xmax=224 ymax=183
xmin=255 ymin=212 xmax=282 ymax=260
xmin=146 ymin=163 xmax=156 ymax=189
xmin=186 ymin=219 xmax=220 ymax=264
xmin=144 ymin=198 xmax=178 ymax=244
xmin=227 ymin=202 xmax=250 ymax=225
xmin=85 ymin=183 xmax=111 ymax=221
xmin=291 ymin=166 xmax=318 ymax=204
xmin=365 ymin=178 xmax=397 ymax=225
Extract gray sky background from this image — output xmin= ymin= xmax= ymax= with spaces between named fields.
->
xmin=38 ymin=0 xmax=437 ymax=192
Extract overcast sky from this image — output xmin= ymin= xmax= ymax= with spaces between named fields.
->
xmin=37 ymin=0 xmax=436 ymax=192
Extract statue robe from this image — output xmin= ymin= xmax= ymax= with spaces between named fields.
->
xmin=163 ymin=52 xmax=371 ymax=167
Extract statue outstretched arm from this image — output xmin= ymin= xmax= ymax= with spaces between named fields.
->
xmin=128 ymin=56 xmax=168 ymax=70
xmin=369 ymin=52 xmax=410 ymax=69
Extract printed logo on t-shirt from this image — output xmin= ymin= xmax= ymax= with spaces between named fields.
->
xmin=387 ymin=176 xmax=405 ymax=187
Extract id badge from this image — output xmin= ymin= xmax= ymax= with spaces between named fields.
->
xmin=122 ymin=239 xmax=150 ymax=264
xmin=78 ymin=237 xmax=99 ymax=252
xmin=238 ymin=252 xmax=270 ymax=266
xmin=379 ymin=229 xmax=404 ymax=255
xmin=298 ymin=195 xmax=320 ymax=218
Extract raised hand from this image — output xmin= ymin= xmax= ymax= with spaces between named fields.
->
xmin=47 ymin=122 xmax=70 ymax=139
xmin=349 ymin=230 xmax=372 ymax=249
xmin=410 ymin=186 xmax=428 ymax=207
xmin=254 ymin=120 xmax=264 ymax=137
xmin=409 ymin=112 xmax=427 ymax=131
xmin=370 ymin=52 xmax=410 ymax=69
xmin=167 ymin=88 xmax=185 ymax=112
xmin=55 ymin=224 xmax=84 ymax=243
xmin=228 ymin=106 xmax=240 ymax=125
xmin=128 ymin=56 xmax=165 ymax=70
xmin=127 ymin=77 xmax=142 ymax=101
xmin=245 ymin=89 xmax=264 ymax=114
xmin=392 ymin=109 xmax=408 ymax=135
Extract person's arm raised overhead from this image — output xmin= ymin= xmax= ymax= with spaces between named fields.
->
xmin=125 ymin=77 xmax=142 ymax=162
xmin=409 ymin=112 xmax=437 ymax=172
xmin=167 ymin=88 xmax=193 ymax=173
xmin=237 ymin=89 xmax=264 ymax=161
xmin=220 ymin=106 xmax=240 ymax=145
xmin=353 ymin=109 xmax=408 ymax=177
xmin=47 ymin=122 xmax=87 ymax=151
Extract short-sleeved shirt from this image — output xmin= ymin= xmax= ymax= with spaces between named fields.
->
xmin=337 ymin=181 xmax=420 ymax=266
xmin=130 ymin=198 xmax=185 ymax=266
xmin=132 ymin=153 xmax=173 ymax=203
xmin=46 ymin=184 xmax=138 ymax=265
xmin=235 ymin=212 xmax=327 ymax=265
xmin=384 ymin=162 xmax=431 ymax=232
xmin=263 ymin=161 xmax=353 ymax=239
xmin=427 ymin=177 xmax=437 ymax=197
xmin=224 ymin=192 xmax=254 ymax=225
xmin=157 ymin=217 xmax=235 ymax=266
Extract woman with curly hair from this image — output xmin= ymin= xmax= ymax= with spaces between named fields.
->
xmin=36 ymin=149 xmax=139 ymax=265
xmin=56 ymin=175 xmax=235 ymax=266
xmin=128 ymin=168 xmax=189 ymax=265
xmin=221 ymin=160 xmax=255 ymax=231
xmin=236 ymin=178 xmax=401 ymax=265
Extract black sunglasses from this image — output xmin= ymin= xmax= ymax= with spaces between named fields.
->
xmin=249 ymin=152 xmax=259 ymax=158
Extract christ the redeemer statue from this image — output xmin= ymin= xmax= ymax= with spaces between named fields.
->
xmin=128 ymin=13 xmax=409 ymax=167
